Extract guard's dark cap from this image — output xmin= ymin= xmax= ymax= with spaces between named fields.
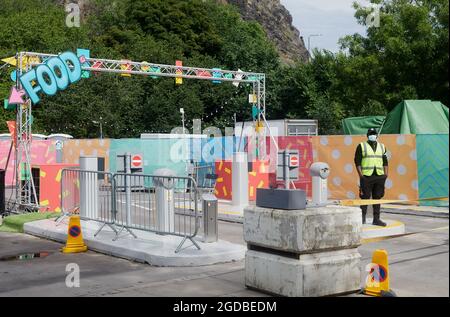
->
xmin=367 ymin=128 xmax=378 ymax=136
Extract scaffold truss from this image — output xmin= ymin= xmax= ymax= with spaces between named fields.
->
xmin=7 ymin=51 xmax=270 ymax=212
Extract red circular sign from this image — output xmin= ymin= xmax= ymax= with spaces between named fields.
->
xmin=290 ymin=155 xmax=299 ymax=167
xmin=132 ymin=155 xmax=143 ymax=168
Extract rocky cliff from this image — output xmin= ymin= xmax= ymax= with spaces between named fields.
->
xmin=59 ymin=0 xmax=309 ymax=63
xmin=219 ymin=0 xmax=309 ymax=63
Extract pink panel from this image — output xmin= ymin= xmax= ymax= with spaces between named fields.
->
xmin=0 ymin=140 xmax=57 ymax=186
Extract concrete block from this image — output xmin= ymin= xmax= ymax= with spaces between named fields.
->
xmin=244 ymin=205 xmax=361 ymax=253
xmin=245 ymin=248 xmax=361 ymax=297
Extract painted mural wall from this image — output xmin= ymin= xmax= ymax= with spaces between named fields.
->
xmin=4 ymin=134 xmax=442 ymax=209
xmin=35 ymin=164 xmax=78 ymax=212
xmin=416 ymin=134 xmax=449 ymax=207
xmin=62 ymin=139 xmax=111 ymax=170
xmin=0 ymin=140 xmax=58 ymax=186
xmin=311 ymin=135 xmax=419 ymax=201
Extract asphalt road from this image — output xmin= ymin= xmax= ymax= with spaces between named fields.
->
xmin=0 ymin=213 xmax=448 ymax=297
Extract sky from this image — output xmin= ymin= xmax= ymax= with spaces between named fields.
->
xmin=280 ymin=0 xmax=369 ymax=53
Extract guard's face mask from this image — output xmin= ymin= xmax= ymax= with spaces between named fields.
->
xmin=368 ymin=135 xmax=378 ymax=142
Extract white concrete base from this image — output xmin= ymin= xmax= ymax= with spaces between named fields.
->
xmin=24 ymin=219 xmax=245 ymax=267
xmin=362 ymin=219 xmax=406 ymax=240
xmin=218 ymin=200 xmax=246 ymax=223
xmin=245 ymin=248 xmax=361 ymax=297
xmin=174 ymin=200 xmax=245 ymax=223
xmin=244 ymin=205 xmax=362 ymax=253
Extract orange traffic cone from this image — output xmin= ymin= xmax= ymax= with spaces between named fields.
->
xmin=62 ymin=215 xmax=88 ymax=253
xmin=364 ymin=249 xmax=396 ymax=297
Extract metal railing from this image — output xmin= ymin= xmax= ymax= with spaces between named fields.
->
xmin=58 ymin=169 xmax=118 ymax=237
xmin=190 ymin=163 xmax=218 ymax=196
xmin=60 ymin=169 xmax=200 ymax=253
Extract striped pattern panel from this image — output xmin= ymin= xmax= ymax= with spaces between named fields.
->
xmin=417 ymin=134 xmax=449 ymax=207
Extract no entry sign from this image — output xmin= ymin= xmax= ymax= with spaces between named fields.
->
xmin=131 ymin=154 xmax=143 ymax=169
xmin=290 ymin=154 xmax=299 ymax=168
xmin=277 ymin=150 xmax=300 ymax=182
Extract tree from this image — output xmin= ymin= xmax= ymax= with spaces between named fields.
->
xmin=0 ymin=0 xmax=279 ymax=136
xmin=337 ymin=0 xmax=449 ymax=110
xmin=277 ymin=0 xmax=448 ymax=134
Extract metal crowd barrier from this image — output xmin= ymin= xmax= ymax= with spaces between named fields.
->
xmin=191 ymin=163 xmax=218 ymax=196
xmin=113 ymin=173 xmax=200 ymax=253
xmin=60 ymin=169 xmax=200 ymax=253
xmin=58 ymin=169 xmax=118 ymax=237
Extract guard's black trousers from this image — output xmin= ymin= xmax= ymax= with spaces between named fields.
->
xmin=359 ymin=175 xmax=387 ymax=220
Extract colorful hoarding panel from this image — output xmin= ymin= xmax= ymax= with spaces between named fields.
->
xmin=0 ymin=140 xmax=57 ymax=186
xmin=265 ymin=136 xmax=314 ymax=196
xmin=312 ymin=135 xmax=419 ymax=202
xmin=34 ymin=164 xmax=78 ymax=212
xmin=62 ymin=139 xmax=111 ymax=171
xmin=214 ymin=160 xmax=270 ymax=201
xmin=416 ymin=134 xmax=449 ymax=207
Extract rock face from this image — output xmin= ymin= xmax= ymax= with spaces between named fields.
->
xmin=220 ymin=0 xmax=310 ymax=63
xmin=58 ymin=0 xmax=309 ymax=63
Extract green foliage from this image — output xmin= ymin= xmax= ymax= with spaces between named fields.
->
xmin=339 ymin=0 xmax=448 ymax=110
xmin=0 ymin=0 xmax=279 ymax=136
xmin=276 ymin=0 xmax=448 ymax=134
xmin=0 ymin=0 xmax=447 ymax=136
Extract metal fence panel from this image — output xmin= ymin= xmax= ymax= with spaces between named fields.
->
xmin=60 ymin=169 xmax=200 ymax=253
xmin=60 ymin=169 xmax=116 ymax=237
xmin=112 ymin=173 xmax=199 ymax=241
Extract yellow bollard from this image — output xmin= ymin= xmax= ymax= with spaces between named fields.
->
xmin=364 ymin=249 xmax=396 ymax=297
xmin=62 ymin=215 xmax=88 ymax=254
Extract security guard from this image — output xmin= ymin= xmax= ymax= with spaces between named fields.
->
xmin=354 ymin=128 xmax=389 ymax=227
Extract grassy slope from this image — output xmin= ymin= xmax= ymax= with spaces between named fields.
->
xmin=0 ymin=213 xmax=61 ymax=233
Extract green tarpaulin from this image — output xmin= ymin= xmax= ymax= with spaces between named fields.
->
xmin=381 ymin=100 xmax=449 ymax=134
xmin=342 ymin=116 xmax=386 ymax=135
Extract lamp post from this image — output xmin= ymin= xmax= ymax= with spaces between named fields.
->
xmin=180 ymin=108 xmax=188 ymax=162
xmin=92 ymin=117 xmax=103 ymax=139
xmin=308 ymin=34 xmax=323 ymax=59
xmin=180 ymin=108 xmax=185 ymax=134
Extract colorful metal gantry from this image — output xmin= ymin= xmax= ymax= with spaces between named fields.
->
xmin=3 ymin=50 xmax=269 ymax=211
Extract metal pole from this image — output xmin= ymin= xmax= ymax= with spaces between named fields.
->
xmin=125 ymin=153 xmax=132 ymax=226
xmin=182 ymin=113 xmax=185 ymax=133
xmin=284 ymin=151 xmax=290 ymax=190
xmin=100 ymin=117 xmax=103 ymax=139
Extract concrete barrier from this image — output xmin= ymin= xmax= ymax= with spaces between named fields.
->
xmin=244 ymin=204 xmax=362 ymax=297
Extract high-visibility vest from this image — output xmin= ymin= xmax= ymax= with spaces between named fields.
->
xmin=360 ymin=142 xmax=386 ymax=176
